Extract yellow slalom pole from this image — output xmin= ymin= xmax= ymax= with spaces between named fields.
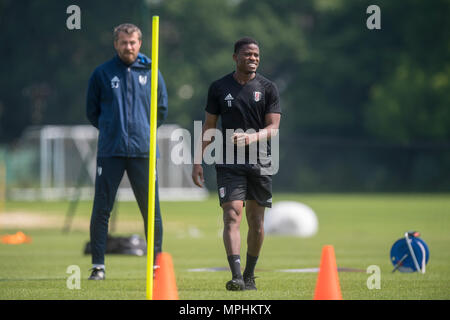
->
xmin=146 ymin=15 xmax=159 ymax=301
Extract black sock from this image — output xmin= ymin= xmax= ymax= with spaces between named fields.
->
xmin=227 ymin=255 xmax=242 ymax=279
xmin=243 ymin=253 xmax=259 ymax=279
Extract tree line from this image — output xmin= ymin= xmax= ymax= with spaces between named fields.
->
xmin=0 ymin=0 xmax=449 ymax=191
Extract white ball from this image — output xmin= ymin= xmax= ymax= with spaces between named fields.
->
xmin=264 ymin=201 xmax=318 ymax=237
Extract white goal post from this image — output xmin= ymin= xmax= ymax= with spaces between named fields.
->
xmin=7 ymin=124 xmax=208 ymax=201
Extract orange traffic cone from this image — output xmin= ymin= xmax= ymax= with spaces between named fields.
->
xmin=313 ymin=245 xmax=343 ymax=300
xmin=153 ymin=252 xmax=179 ymax=300
xmin=1 ymin=231 xmax=32 ymax=244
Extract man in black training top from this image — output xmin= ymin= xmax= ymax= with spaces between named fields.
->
xmin=192 ymin=37 xmax=281 ymax=291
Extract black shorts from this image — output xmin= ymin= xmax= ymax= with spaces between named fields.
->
xmin=215 ymin=164 xmax=272 ymax=208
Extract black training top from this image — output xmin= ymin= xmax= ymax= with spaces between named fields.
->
xmin=205 ymin=72 xmax=281 ymax=165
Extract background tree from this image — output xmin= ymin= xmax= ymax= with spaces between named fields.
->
xmin=0 ymin=0 xmax=448 ymax=191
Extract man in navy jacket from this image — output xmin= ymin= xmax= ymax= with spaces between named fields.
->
xmin=86 ymin=23 xmax=168 ymax=280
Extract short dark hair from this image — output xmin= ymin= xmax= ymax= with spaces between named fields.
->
xmin=234 ymin=37 xmax=259 ymax=54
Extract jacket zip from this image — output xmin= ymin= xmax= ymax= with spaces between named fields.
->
xmin=126 ymin=67 xmax=132 ymax=156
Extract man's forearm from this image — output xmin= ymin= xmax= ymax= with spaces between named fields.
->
xmin=254 ymin=124 xmax=279 ymax=142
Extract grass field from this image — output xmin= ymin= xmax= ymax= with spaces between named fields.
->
xmin=0 ymin=193 xmax=449 ymax=300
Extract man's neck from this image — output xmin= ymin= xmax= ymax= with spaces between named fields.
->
xmin=233 ymin=71 xmax=256 ymax=85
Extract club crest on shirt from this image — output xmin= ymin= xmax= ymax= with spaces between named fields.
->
xmin=139 ymin=75 xmax=147 ymax=85
xmin=219 ymin=187 xmax=226 ymax=198
xmin=253 ymin=91 xmax=262 ymax=102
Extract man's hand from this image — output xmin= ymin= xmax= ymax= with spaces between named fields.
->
xmin=192 ymin=164 xmax=205 ymax=188
xmin=231 ymin=132 xmax=258 ymax=146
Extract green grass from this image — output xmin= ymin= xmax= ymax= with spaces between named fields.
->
xmin=0 ymin=193 xmax=449 ymax=300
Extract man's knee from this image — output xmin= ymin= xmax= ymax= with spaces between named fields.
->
xmin=222 ymin=202 xmax=243 ymax=228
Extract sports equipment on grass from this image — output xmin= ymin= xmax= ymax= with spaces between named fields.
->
xmin=153 ymin=252 xmax=179 ymax=300
xmin=265 ymin=201 xmax=318 ymax=237
xmin=313 ymin=245 xmax=342 ymax=300
xmin=390 ymin=231 xmax=429 ymax=273
xmin=146 ymin=15 xmax=159 ymax=300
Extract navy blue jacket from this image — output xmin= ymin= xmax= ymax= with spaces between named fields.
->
xmin=86 ymin=53 xmax=168 ymax=158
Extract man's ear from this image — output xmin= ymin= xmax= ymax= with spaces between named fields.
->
xmin=232 ymin=53 xmax=237 ymax=62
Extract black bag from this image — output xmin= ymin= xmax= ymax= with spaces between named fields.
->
xmin=84 ymin=234 xmax=147 ymax=256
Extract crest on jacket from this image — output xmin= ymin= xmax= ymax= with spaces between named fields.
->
xmin=139 ymin=75 xmax=147 ymax=85
xmin=111 ymin=76 xmax=120 ymax=89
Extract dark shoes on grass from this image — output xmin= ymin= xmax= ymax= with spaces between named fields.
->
xmin=88 ymin=267 xmax=105 ymax=280
xmin=244 ymin=276 xmax=257 ymax=290
xmin=226 ymin=276 xmax=257 ymax=291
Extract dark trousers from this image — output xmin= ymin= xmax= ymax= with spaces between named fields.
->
xmin=89 ymin=157 xmax=163 ymax=265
